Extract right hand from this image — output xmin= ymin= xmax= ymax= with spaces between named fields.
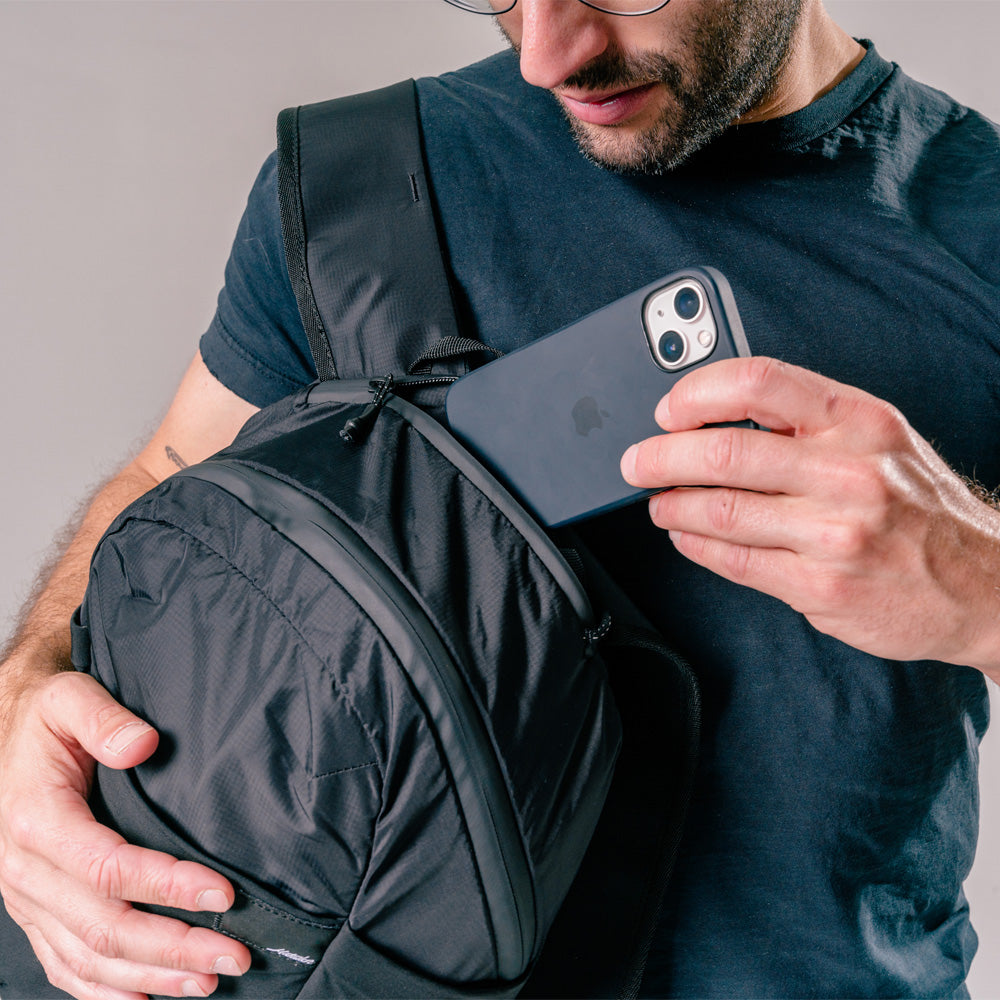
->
xmin=0 ymin=669 xmax=251 ymax=1000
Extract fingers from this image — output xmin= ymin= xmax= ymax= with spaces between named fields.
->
xmin=12 ymin=891 xmax=251 ymax=998
xmin=39 ymin=671 xmax=159 ymax=772
xmin=654 ymin=355 xmax=893 ymax=438
xmin=15 ymin=919 xmax=148 ymax=1000
xmin=664 ymin=527 xmax=802 ymax=603
xmin=4 ymin=807 xmax=251 ymax=997
xmin=35 ymin=795 xmax=233 ymax=912
xmin=622 ymin=423 xmax=814 ymax=497
xmin=0 ymin=671 xmax=251 ymax=998
xmin=647 ymin=486 xmax=798 ymax=551
xmin=16 ymin=675 xmax=236 ymax=914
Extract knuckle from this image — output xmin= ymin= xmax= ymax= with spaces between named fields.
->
xmin=807 ymin=568 xmax=855 ymax=608
xmin=5 ymin=805 xmax=37 ymax=854
xmin=706 ymin=489 xmax=741 ymax=535
xmin=85 ymin=847 xmax=126 ymax=899
xmin=152 ymin=858 xmax=194 ymax=906
xmin=0 ymin=843 xmax=28 ymax=894
xmin=865 ymin=396 xmax=907 ymax=441
xmin=156 ymin=940 xmax=189 ymax=972
xmin=705 ymin=427 xmax=741 ymax=479
xmin=740 ymin=355 xmax=786 ymax=397
xmin=80 ymin=917 xmax=119 ymax=959
xmin=832 ymin=456 xmax=893 ymax=515
xmin=720 ymin=544 xmax=754 ymax=582
xmin=817 ymin=520 xmax=869 ymax=561
xmin=41 ymin=671 xmax=129 ymax=741
xmin=37 ymin=670 xmax=83 ymax=715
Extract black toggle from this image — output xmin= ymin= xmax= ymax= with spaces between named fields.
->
xmin=340 ymin=375 xmax=395 ymax=445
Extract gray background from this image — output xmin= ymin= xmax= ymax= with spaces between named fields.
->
xmin=1 ymin=1 xmax=997 ymax=993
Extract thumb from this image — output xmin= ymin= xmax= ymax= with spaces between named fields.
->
xmin=41 ymin=671 xmax=159 ymax=770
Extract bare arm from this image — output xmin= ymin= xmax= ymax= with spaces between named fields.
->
xmin=0 ymin=351 xmax=258 ymax=1000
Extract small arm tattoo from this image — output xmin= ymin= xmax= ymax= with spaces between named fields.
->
xmin=165 ymin=446 xmax=188 ymax=470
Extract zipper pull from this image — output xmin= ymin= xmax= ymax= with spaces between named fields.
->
xmin=340 ymin=375 xmax=395 ymax=445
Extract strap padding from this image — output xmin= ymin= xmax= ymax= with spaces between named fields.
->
xmin=276 ymin=80 xmax=462 ymax=382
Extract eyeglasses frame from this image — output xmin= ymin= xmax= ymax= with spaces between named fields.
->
xmin=442 ymin=0 xmax=671 ymax=18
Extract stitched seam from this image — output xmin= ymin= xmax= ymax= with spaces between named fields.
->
xmin=313 ymin=760 xmax=379 ymax=780
xmin=114 ymin=514 xmax=383 ymax=773
xmin=212 ymin=465 xmax=494 ymax=925
xmin=242 ymin=894 xmax=341 ymax=930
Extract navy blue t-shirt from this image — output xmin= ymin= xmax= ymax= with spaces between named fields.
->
xmin=201 ymin=43 xmax=999 ymax=998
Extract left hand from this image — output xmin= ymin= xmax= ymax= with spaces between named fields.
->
xmin=620 ymin=356 xmax=1000 ymax=676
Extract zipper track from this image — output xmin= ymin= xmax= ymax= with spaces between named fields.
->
xmin=175 ymin=460 xmax=535 ymax=980
xmin=307 ymin=379 xmax=595 ymax=626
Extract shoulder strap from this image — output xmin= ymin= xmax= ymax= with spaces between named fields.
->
xmin=276 ymin=79 xmax=462 ymax=382
xmin=274 ymin=81 xmax=700 ymax=998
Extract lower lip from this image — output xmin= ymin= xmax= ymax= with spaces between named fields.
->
xmin=560 ymin=83 xmax=658 ymax=127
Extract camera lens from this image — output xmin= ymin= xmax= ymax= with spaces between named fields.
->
xmin=674 ymin=286 xmax=702 ymax=321
xmin=659 ymin=331 xmax=686 ymax=366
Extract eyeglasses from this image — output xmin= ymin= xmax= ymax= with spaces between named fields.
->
xmin=443 ymin=0 xmax=671 ymax=16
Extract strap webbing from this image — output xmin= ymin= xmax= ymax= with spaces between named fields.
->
xmin=276 ymin=80 xmax=463 ymax=382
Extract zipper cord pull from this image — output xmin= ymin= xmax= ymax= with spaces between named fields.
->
xmin=340 ymin=374 xmax=395 ymax=445
xmin=583 ymin=613 xmax=613 ymax=657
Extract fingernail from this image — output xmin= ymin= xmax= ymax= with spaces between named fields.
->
xmin=212 ymin=956 xmax=243 ymax=976
xmin=182 ymin=980 xmax=207 ymax=997
xmin=104 ymin=721 xmax=153 ymax=755
xmin=649 ymin=494 xmax=661 ymax=519
xmin=197 ymin=889 xmax=230 ymax=912
xmin=621 ymin=444 xmax=638 ymax=483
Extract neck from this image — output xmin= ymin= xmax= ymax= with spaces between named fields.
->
xmin=737 ymin=2 xmax=865 ymax=124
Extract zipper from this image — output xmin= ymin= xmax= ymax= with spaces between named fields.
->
xmin=174 ymin=459 xmax=536 ymax=980
xmin=338 ymin=373 xmax=457 ymax=445
xmin=310 ymin=378 xmax=596 ymax=627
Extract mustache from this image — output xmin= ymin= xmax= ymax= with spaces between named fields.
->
xmin=561 ymin=48 xmax=684 ymax=94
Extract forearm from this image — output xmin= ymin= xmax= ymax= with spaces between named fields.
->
xmin=0 ymin=462 xmax=158 ymax=721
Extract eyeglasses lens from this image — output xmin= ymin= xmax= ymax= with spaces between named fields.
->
xmin=444 ymin=0 xmax=668 ymax=15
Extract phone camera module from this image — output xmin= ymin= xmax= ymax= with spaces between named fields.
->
xmin=658 ymin=330 xmax=687 ymax=366
xmin=673 ymin=286 xmax=702 ymax=322
xmin=643 ymin=277 xmax=718 ymax=372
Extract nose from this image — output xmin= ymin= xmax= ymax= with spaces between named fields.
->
xmin=509 ymin=1 xmax=613 ymax=90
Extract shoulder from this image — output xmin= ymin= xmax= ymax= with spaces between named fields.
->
xmin=860 ymin=60 xmax=1000 ymax=170
xmin=199 ymin=150 xmax=316 ymax=408
xmin=416 ymin=49 xmax=529 ymax=113
xmin=856 ymin=60 xmax=1000 ymax=282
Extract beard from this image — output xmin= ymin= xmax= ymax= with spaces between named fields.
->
xmin=511 ymin=0 xmax=806 ymax=174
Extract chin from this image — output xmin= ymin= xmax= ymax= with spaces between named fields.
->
xmin=568 ymin=120 xmax=684 ymax=175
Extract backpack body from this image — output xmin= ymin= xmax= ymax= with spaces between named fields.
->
xmin=76 ymin=378 xmax=621 ymax=996
xmin=0 ymin=80 xmax=699 ymax=999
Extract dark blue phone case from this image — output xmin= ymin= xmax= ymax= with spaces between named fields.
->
xmin=445 ymin=266 xmax=752 ymax=528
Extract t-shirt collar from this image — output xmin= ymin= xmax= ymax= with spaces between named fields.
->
xmin=715 ymin=39 xmax=893 ymax=154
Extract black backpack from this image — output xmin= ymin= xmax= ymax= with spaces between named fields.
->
xmin=0 ymin=81 xmax=699 ymax=999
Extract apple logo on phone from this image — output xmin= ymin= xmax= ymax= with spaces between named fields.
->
xmin=572 ymin=396 xmax=610 ymax=436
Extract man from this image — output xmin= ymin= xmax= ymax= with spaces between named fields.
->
xmin=1 ymin=0 xmax=999 ymax=996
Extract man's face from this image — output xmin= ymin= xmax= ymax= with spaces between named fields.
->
xmin=496 ymin=0 xmax=806 ymax=173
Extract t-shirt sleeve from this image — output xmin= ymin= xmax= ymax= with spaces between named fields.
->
xmin=199 ymin=152 xmax=315 ymax=408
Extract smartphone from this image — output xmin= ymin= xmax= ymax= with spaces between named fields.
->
xmin=445 ymin=266 xmax=752 ymax=528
